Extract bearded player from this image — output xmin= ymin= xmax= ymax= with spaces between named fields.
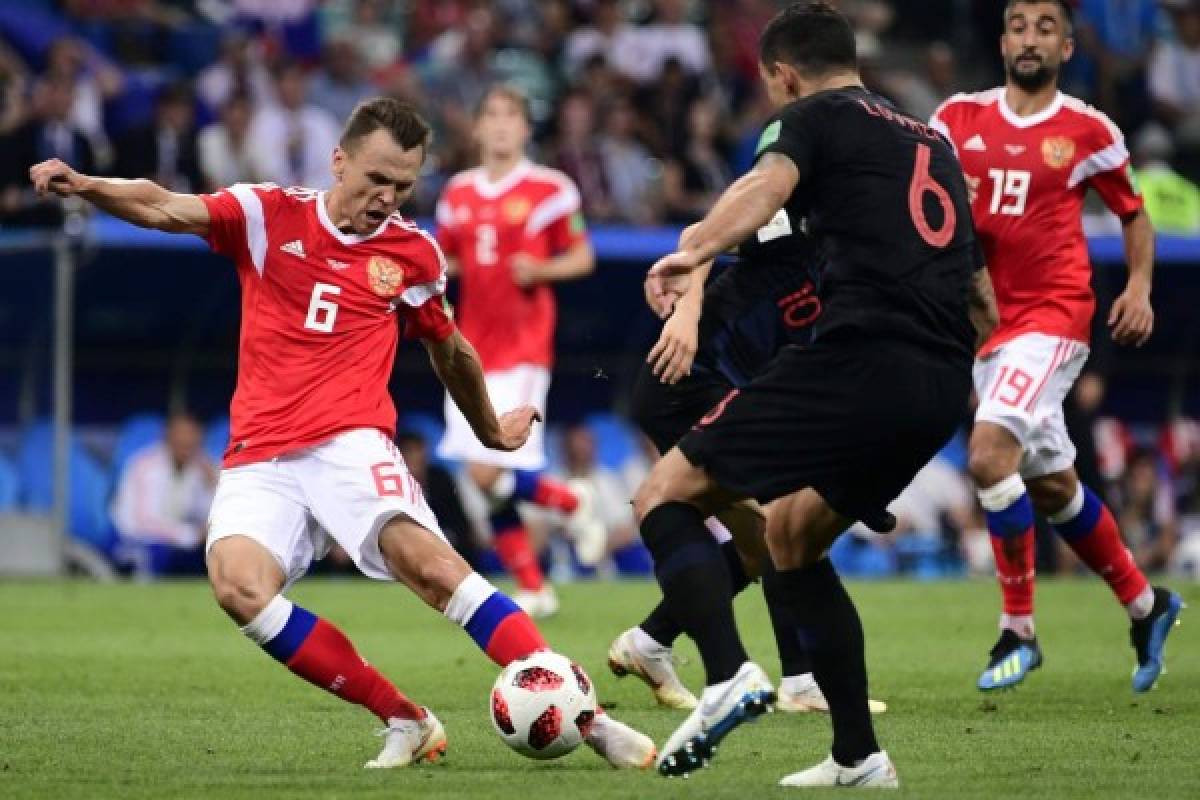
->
xmin=29 ymin=97 xmax=653 ymax=769
xmin=931 ymin=0 xmax=1183 ymax=692
xmin=436 ymin=85 xmax=604 ymax=618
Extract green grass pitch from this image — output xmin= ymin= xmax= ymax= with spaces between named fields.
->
xmin=1 ymin=579 xmax=1196 ymax=798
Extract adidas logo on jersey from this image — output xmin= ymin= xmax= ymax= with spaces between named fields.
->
xmin=280 ymin=240 xmax=306 ymax=258
xmin=964 ymin=135 xmax=986 ymax=152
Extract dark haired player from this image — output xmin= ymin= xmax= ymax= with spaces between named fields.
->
xmin=29 ymin=97 xmax=654 ymax=770
xmin=931 ymin=0 xmax=1183 ymax=693
xmin=609 ymin=219 xmax=886 ymax=717
xmin=633 ymin=3 xmax=994 ymax=786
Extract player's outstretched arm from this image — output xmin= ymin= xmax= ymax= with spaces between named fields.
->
xmin=967 ymin=268 xmax=999 ymax=351
xmin=423 ymin=329 xmax=540 ymax=451
xmin=29 ymin=158 xmax=209 ymax=236
xmin=1109 ymin=209 xmax=1155 ymax=347
xmin=677 ymin=153 xmax=799 ymax=269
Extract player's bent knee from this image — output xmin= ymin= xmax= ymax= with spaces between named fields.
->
xmin=209 ymin=573 xmax=276 ymax=624
xmin=968 ymin=426 xmax=1022 ymax=487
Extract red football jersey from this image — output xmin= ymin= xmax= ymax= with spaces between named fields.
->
xmin=930 ymin=89 xmax=1143 ymax=355
xmin=201 ymin=183 xmax=454 ymax=467
xmin=435 ymin=160 xmax=587 ymax=371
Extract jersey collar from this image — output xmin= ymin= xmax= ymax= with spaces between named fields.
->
xmin=472 ymin=158 xmax=532 ymax=199
xmin=316 ymin=191 xmax=391 ymax=245
xmin=998 ymin=89 xmax=1064 ymax=129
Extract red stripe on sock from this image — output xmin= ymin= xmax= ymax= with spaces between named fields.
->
xmin=1062 ymin=503 xmax=1149 ymax=605
xmin=991 ymin=527 xmax=1036 ymax=616
xmin=484 ymin=611 xmax=548 ymax=666
xmin=286 ymin=618 xmax=424 ymax=722
xmin=493 ymin=526 xmax=545 ymax=590
xmin=531 ymin=476 xmax=578 ymax=513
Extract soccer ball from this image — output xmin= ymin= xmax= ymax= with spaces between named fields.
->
xmin=490 ymin=650 xmax=597 ymax=759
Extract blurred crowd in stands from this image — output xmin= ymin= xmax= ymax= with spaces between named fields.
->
xmin=5 ymin=0 xmax=1200 ymax=230
xmin=2 ymin=0 xmax=1200 ymax=579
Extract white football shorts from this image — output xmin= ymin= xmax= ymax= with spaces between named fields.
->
xmin=973 ymin=332 xmax=1090 ymax=479
xmin=206 ymin=428 xmax=445 ymax=587
xmin=438 ymin=364 xmax=550 ymax=470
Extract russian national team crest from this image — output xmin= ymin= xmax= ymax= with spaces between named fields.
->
xmin=367 ymin=255 xmax=404 ymax=297
xmin=504 ymin=196 xmax=532 ymax=224
xmin=1041 ymin=136 xmax=1075 ymax=169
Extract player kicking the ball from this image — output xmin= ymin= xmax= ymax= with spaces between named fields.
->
xmin=29 ymin=98 xmax=653 ymax=770
xmin=435 ymin=85 xmax=606 ymax=618
xmin=930 ymin=0 xmax=1183 ymax=693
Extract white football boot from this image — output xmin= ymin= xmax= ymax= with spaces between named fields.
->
xmin=607 ymin=627 xmax=698 ymax=710
xmin=657 ymin=661 xmax=776 ymax=777
xmin=564 ymin=478 xmax=608 ymax=566
xmin=776 ymin=674 xmax=888 ymax=715
xmin=513 ymin=586 xmax=559 ymax=619
xmin=583 ymin=710 xmax=657 ymax=769
xmin=364 ymin=709 xmax=447 ymax=768
xmin=779 ymin=750 xmax=899 ymax=789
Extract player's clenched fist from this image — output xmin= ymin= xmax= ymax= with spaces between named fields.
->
xmin=29 ymin=159 xmax=90 ymax=198
xmin=489 ymin=405 xmax=542 ymax=451
xmin=1108 ymin=285 xmax=1154 ymax=347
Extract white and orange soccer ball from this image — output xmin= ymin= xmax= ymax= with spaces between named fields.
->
xmin=490 ymin=651 xmax=597 ymax=759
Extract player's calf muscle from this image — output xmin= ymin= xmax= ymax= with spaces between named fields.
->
xmin=378 ymin=519 xmax=472 ymax=611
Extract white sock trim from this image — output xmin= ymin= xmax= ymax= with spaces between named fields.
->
xmin=1046 ymin=482 xmax=1086 ymax=525
xmin=444 ymin=572 xmax=496 ymax=626
xmin=1127 ymin=585 xmax=1155 ymax=620
xmin=240 ymin=594 xmax=293 ymax=645
xmin=977 ymin=474 xmax=1027 ymax=512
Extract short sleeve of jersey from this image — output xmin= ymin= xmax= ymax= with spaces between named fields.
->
xmin=1078 ymin=114 xmax=1143 ymax=219
xmin=528 ymin=177 xmax=586 ymax=253
xmin=434 ymin=195 xmax=459 ymax=258
xmin=398 ymin=234 xmax=455 ymax=342
xmin=755 ymin=101 xmax=821 ymax=176
xmin=200 ymin=187 xmax=248 ymax=259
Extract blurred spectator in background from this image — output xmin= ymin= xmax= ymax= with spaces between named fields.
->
xmin=395 ymin=431 xmax=479 ymax=569
xmin=563 ymin=0 xmax=632 ymax=79
xmin=247 ymin=60 xmax=340 ymax=189
xmin=110 ymin=413 xmax=216 ymax=578
xmin=308 ymin=35 xmax=376 ymax=122
xmin=552 ymin=88 xmax=615 ymax=221
xmin=635 ymin=56 xmax=700 ymax=158
xmin=422 ymin=4 xmax=505 ymax=121
xmin=1150 ymin=1 xmax=1200 ymax=150
xmin=196 ymin=30 xmax=274 ymax=112
xmin=323 ymin=0 xmax=404 ymax=72
xmin=884 ymin=41 xmax=960 ymax=124
xmin=1076 ymin=0 xmax=1159 ymax=132
xmin=1116 ymin=447 xmax=1179 ymax=572
xmin=1131 ymin=122 xmax=1200 ymax=233
xmin=198 ymin=91 xmax=261 ymax=191
xmin=43 ymin=37 xmax=123 ymax=170
xmin=114 ymin=81 xmax=202 ymax=193
xmin=0 ymin=39 xmax=29 ymax=136
xmin=599 ymin=95 xmax=662 ymax=225
xmin=613 ymin=0 xmax=712 ymax=85
xmin=662 ymin=94 xmax=732 ymax=223
xmin=0 ymin=74 xmax=96 ymax=226
xmin=557 ymin=423 xmax=638 ymax=564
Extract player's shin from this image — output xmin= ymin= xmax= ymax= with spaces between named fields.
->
xmin=241 ymin=595 xmax=424 ymax=722
xmin=978 ymin=474 xmax=1037 ymax=635
xmin=1049 ymin=482 xmax=1153 ymax=617
xmin=638 ymin=537 xmax=752 ymax=648
xmin=640 ymin=502 xmax=748 ymax=685
xmin=766 ymin=558 xmax=880 ymax=767
xmin=443 ymin=572 xmax=548 ymax=665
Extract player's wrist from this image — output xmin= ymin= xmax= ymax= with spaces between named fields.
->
xmin=1124 ymin=276 xmax=1151 ymax=297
